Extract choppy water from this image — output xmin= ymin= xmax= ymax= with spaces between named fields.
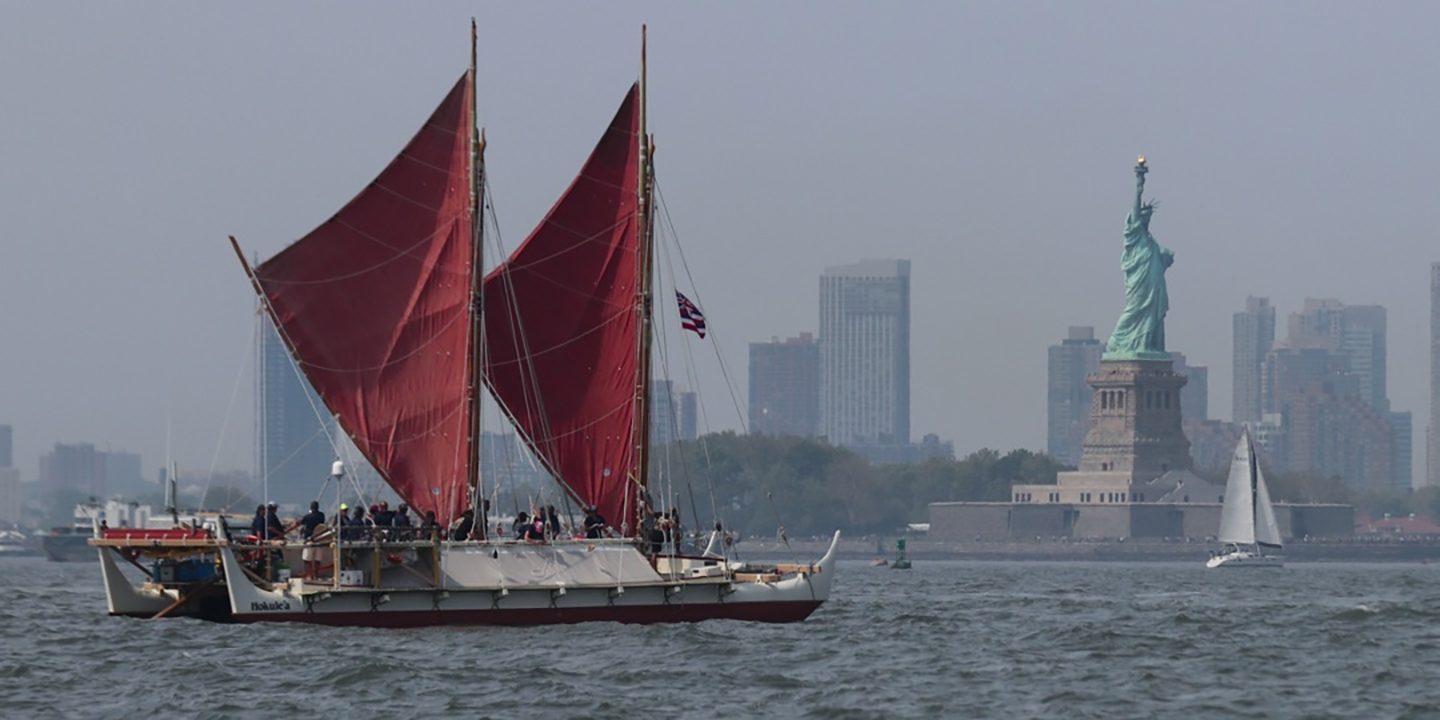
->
xmin=3 ymin=557 xmax=1439 ymax=719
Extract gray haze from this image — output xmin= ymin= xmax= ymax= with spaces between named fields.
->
xmin=2 ymin=3 xmax=1437 ymax=483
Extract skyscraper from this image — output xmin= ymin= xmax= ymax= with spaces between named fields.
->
xmin=37 ymin=442 xmax=143 ymax=497
xmin=819 ymin=260 xmax=911 ymax=446
xmin=650 ymin=379 xmax=678 ymax=448
xmin=1232 ymin=296 xmax=1275 ymax=425
xmin=0 ymin=466 xmax=18 ymax=527
xmin=1340 ymin=305 xmax=1388 ymax=413
xmin=258 ymin=317 xmax=337 ymax=505
xmin=1262 ymin=304 xmax=1399 ymax=492
xmin=1046 ymin=326 xmax=1102 ymax=466
xmin=749 ymin=333 xmax=820 ymax=437
xmin=1431 ymin=263 xmax=1440 ymax=487
xmin=0 ymin=424 xmax=15 ymax=526
xmin=678 ymin=390 xmax=698 ymax=442
xmin=1391 ymin=410 xmax=1413 ymax=490
xmin=1171 ymin=352 xmax=1209 ymax=423
xmin=1287 ymin=299 xmax=1387 ymax=412
xmin=39 ymin=442 xmax=103 ymax=496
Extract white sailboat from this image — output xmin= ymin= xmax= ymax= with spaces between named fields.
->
xmin=1206 ymin=430 xmax=1284 ymax=568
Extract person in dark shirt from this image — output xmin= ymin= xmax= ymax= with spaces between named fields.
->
xmin=336 ymin=503 xmax=351 ymax=536
xmin=517 ymin=515 xmax=545 ymax=542
xmin=295 ymin=501 xmax=326 ymax=579
xmin=249 ymin=505 xmax=266 ymax=540
xmin=669 ymin=507 xmax=683 ymax=549
xmin=392 ymin=503 xmax=412 ymax=539
xmin=583 ymin=506 xmax=607 ymax=539
xmin=420 ymin=510 xmax=440 ymax=540
xmin=647 ymin=512 xmax=665 ymax=557
xmin=512 ymin=512 xmax=530 ymax=539
xmin=451 ymin=509 xmax=475 ymax=542
xmin=374 ymin=501 xmax=395 ymax=528
xmin=297 ymin=501 xmax=326 ymax=539
xmin=264 ymin=503 xmax=285 ymax=541
xmin=346 ymin=505 xmax=368 ymax=541
xmin=545 ymin=505 xmax=562 ymax=539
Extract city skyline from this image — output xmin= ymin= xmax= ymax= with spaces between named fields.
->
xmin=2 ymin=6 xmax=1438 ymax=485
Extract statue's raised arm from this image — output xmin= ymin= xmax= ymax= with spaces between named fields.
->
xmin=1132 ymin=156 xmax=1148 ymax=220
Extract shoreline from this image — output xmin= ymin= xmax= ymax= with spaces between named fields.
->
xmin=736 ymin=538 xmax=1440 ymax=563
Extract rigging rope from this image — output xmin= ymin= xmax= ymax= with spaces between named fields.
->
xmin=655 ymin=181 xmax=749 ymax=434
xmin=200 ymin=316 xmax=258 ymax=508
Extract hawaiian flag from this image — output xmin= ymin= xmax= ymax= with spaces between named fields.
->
xmin=676 ymin=291 xmax=707 ymax=339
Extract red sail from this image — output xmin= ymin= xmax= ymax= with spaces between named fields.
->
xmin=251 ymin=75 xmax=475 ymax=522
xmin=483 ymin=85 xmax=642 ymax=531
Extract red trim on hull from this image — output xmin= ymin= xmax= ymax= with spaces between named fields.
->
xmin=232 ymin=600 xmax=823 ymax=628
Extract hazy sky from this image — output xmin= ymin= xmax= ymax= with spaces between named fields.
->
xmin=3 ymin=3 xmax=1438 ymax=484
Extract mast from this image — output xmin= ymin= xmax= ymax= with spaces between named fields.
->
xmin=630 ymin=25 xmax=657 ymax=534
xmin=1248 ymin=430 xmax=1259 ymax=550
xmin=465 ymin=18 xmax=487 ymax=536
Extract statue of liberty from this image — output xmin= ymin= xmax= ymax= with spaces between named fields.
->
xmin=1105 ymin=157 xmax=1173 ymax=361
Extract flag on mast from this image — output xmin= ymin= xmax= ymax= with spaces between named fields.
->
xmin=676 ymin=291 xmax=707 ymax=339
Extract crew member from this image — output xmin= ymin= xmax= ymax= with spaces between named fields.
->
xmin=583 ymin=505 xmax=607 ymax=539
xmin=451 ymin=509 xmax=475 ymax=542
xmin=296 ymin=501 xmax=326 ymax=579
xmin=264 ymin=502 xmax=285 ymax=541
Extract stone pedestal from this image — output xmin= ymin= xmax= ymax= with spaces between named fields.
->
xmin=1077 ymin=358 xmax=1192 ymax=477
xmin=1013 ymin=357 xmax=1198 ymax=507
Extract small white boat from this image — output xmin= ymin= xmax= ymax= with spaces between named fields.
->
xmin=1207 ymin=430 xmax=1284 ymax=569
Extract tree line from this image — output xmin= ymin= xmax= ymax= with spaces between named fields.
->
xmin=652 ymin=432 xmax=1066 ymax=538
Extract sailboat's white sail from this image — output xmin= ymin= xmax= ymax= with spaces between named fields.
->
xmin=1217 ymin=435 xmax=1256 ymax=545
xmin=1253 ymin=464 xmax=1283 ymax=548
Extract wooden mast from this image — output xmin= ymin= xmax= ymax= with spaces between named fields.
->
xmin=465 ymin=18 xmax=488 ymax=534
xmin=631 ymin=24 xmax=657 ymax=534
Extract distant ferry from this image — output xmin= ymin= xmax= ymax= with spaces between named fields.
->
xmin=41 ymin=503 xmax=104 ymax=562
xmin=45 ymin=501 xmax=172 ymax=562
xmin=0 ymin=529 xmax=38 ymax=558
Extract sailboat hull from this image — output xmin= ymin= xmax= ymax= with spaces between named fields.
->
xmin=224 ymin=598 xmax=824 ymax=627
xmin=96 ymin=532 xmax=839 ymax=627
xmin=217 ymin=535 xmax=837 ymax=627
xmin=1206 ymin=549 xmax=1284 ymax=568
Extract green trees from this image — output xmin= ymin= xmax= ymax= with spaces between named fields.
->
xmin=654 ymin=434 xmax=1067 ymax=537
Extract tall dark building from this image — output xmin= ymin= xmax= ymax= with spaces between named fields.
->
xmin=1263 ymin=316 xmax=1397 ymax=492
xmin=39 ymin=442 xmax=104 ymax=497
xmin=650 ymin=380 xmax=678 ymax=448
xmin=1232 ymin=296 xmax=1275 ymax=425
xmin=479 ymin=431 xmax=550 ymax=490
xmin=1287 ymin=299 xmax=1388 ymax=412
xmin=1046 ymin=326 xmax=1102 ymax=466
xmin=1391 ymin=410 xmax=1413 ymax=491
xmin=1171 ymin=352 xmax=1209 ymax=423
xmin=819 ymin=260 xmax=911 ymax=446
xmin=749 ymin=333 xmax=820 ymax=437
xmin=1432 ymin=263 xmax=1440 ymax=487
xmin=0 ymin=424 xmax=11 ymax=468
xmin=37 ymin=443 xmax=143 ymax=497
xmin=258 ymin=317 xmax=336 ymax=504
xmin=678 ymin=390 xmax=698 ymax=442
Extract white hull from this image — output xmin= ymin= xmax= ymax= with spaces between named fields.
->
xmin=98 ymin=532 xmax=840 ymax=626
xmin=1206 ymin=549 xmax=1284 ymax=568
